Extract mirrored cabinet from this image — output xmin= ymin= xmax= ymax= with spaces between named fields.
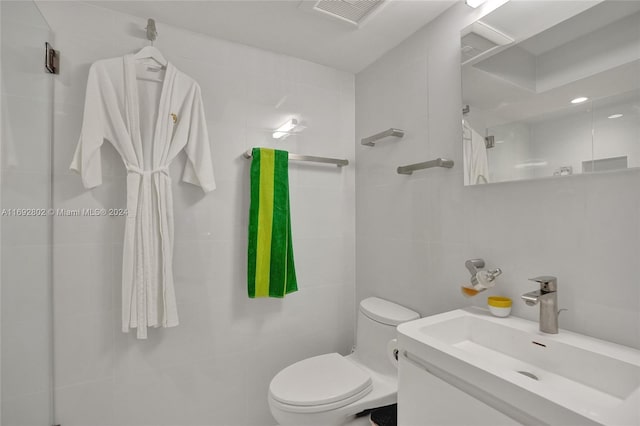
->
xmin=461 ymin=0 xmax=640 ymax=185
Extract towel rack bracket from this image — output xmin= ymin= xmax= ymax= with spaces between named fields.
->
xmin=397 ymin=158 xmax=454 ymax=175
xmin=361 ymin=128 xmax=404 ymax=147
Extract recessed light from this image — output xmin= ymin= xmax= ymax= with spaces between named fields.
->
xmin=608 ymin=114 xmax=623 ymax=119
xmin=571 ymin=97 xmax=589 ymax=104
xmin=465 ymin=0 xmax=487 ymax=8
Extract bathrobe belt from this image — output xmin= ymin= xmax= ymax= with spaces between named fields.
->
xmin=125 ymin=163 xmax=171 ymax=339
xmin=126 ymin=164 xmax=170 ymax=178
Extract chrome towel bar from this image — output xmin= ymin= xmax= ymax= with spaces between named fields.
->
xmin=243 ymin=150 xmax=348 ymax=167
xmin=397 ymin=158 xmax=454 ymax=175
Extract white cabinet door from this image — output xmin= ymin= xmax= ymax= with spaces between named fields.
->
xmin=398 ymin=353 xmax=521 ymax=426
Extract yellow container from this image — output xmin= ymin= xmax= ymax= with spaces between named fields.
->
xmin=487 ymin=296 xmax=512 ymax=317
xmin=488 ymin=296 xmax=512 ymax=307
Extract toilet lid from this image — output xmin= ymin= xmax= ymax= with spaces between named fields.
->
xmin=359 ymin=297 xmax=420 ymax=326
xmin=269 ymin=353 xmax=372 ymax=407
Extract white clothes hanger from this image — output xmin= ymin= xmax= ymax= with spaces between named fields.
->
xmin=133 ymin=45 xmax=167 ymax=69
xmin=132 ymin=46 xmax=166 ymax=82
xmin=133 ymin=19 xmax=167 ymax=69
xmin=132 ymin=19 xmax=167 ymax=82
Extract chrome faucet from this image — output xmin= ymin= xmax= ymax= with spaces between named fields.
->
xmin=522 ymin=276 xmax=559 ymax=334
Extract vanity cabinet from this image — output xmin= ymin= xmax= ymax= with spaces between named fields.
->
xmin=398 ymin=351 xmax=520 ymax=426
xmin=396 ymin=308 xmax=639 ymax=425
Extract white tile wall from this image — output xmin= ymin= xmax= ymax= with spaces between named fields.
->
xmin=356 ymin=2 xmax=640 ymax=349
xmin=1 ymin=391 xmax=51 ymax=426
xmin=35 ymin=1 xmax=356 ymax=425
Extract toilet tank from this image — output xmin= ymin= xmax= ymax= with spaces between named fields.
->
xmin=354 ymin=297 xmax=420 ymax=376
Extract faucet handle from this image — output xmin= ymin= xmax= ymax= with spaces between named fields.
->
xmin=487 ymin=268 xmax=502 ymax=280
xmin=529 ymin=276 xmax=557 ymax=292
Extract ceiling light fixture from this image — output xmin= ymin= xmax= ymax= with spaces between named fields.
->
xmin=571 ymin=97 xmax=589 ymax=104
xmin=515 ymin=160 xmax=548 ymax=169
xmin=273 ymin=118 xmax=298 ymax=140
xmin=608 ymin=114 xmax=623 ymax=119
xmin=466 ymin=0 xmax=487 ymax=8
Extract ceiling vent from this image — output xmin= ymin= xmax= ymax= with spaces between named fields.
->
xmin=461 ymin=32 xmax=500 ymax=63
xmin=461 ymin=21 xmax=513 ymax=64
xmin=311 ymin=0 xmax=386 ymax=26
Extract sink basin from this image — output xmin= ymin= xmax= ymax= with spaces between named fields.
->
xmin=397 ymin=308 xmax=640 ymax=425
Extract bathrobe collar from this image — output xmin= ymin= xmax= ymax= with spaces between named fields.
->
xmin=123 ymin=54 xmax=177 ymax=170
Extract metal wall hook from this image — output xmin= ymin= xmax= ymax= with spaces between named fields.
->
xmin=146 ymin=18 xmax=158 ymax=45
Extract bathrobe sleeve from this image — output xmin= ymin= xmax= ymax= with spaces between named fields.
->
xmin=70 ymin=63 xmax=107 ymax=189
xmin=180 ymin=84 xmax=216 ymax=193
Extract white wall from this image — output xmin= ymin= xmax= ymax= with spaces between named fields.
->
xmin=36 ymin=2 xmax=356 ymax=425
xmin=481 ymin=93 xmax=640 ymax=180
xmin=356 ymin=1 xmax=640 ymax=350
xmin=530 ymin=95 xmax=640 ymax=176
xmin=482 ymin=120 xmax=534 ymax=182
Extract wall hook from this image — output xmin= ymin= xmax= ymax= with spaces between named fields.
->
xmin=146 ymin=18 xmax=158 ymax=45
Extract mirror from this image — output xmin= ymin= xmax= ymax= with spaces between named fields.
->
xmin=461 ymin=0 xmax=640 ymax=185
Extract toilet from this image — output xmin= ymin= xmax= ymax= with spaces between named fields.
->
xmin=268 ymin=297 xmax=420 ymax=425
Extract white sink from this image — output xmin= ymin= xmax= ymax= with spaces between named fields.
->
xmin=397 ymin=308 xmax=640 ymax=425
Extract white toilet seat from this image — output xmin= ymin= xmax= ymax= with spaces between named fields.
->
xmin=270 ymin=385 xmax=373 ymax=414
xmin=269 ymin=353 xmax=373 ymax=413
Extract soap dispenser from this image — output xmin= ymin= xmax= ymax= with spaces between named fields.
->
xmin=461 ymin=258 xmax=502 ymax=297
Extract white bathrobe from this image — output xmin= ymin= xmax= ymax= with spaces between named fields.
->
xmin=463 ymin=122 xmax=490 ymax=185
xmin=71 ymin=55 xmax=216 ymax=339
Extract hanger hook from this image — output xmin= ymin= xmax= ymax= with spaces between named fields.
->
xmin=146 ymin=18 xmax=157 ymax=45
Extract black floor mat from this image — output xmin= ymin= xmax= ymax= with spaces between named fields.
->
xmin=370 ymin=404 xmax=397 ymax=426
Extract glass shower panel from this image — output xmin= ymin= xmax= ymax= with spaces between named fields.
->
xmin=1 ymin=1 xmax=54 ymax=425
